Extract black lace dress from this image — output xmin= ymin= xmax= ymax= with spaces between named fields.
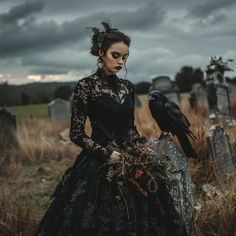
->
xmin=33 ymin=68 xmax=187 ymax=236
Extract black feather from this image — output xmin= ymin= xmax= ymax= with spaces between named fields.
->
xmin=148 ymin=90 xmax=197 ymax=159
xmin=101 ymin=21 xmax=111 ymax=31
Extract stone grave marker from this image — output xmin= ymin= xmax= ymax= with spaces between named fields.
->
xmin=215 ymin=84 xmax=231 ymax=116
xmin=205 ymin=57 xmax=235 ymax=124
xmin=135 ymin=94 xmax=142 ymax=108
xmin=165 ymin=91 xmax=180 ymax=104
xmin=190 ymin=83 xmax=207 ymax=107
xmin=151 ymin=135 xmax=193 ymax=233
xmin=150 ymin=76 xmax=180 ymax=103
xmin=0 ymin=108 xmax=19 ymax=152
xmin=48 ymin=98 xmax=71 ymax=123
xmin=207 ymin=125 xmax=235 ymax=176
xmin=151 ymin=76 xmax=172 ymax=92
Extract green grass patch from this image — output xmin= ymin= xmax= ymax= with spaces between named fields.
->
xmin=7 ymin=104 xmax=48 ymax=120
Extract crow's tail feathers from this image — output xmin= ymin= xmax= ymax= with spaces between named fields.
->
xmin=177 ymin=133 xmax=198 ymax=159
xmin=186 ymin=130 xmax=197 ymax=141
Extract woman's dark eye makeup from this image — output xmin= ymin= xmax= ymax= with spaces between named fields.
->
xmin=111 ymin=52 xmax=129 ymax=60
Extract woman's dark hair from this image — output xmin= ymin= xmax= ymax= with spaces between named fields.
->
xmin=90 ymin=22 xmax=131 ymax=57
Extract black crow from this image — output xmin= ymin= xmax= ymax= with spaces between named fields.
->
xmin=148 ymin=90 xmax=197 ymax=159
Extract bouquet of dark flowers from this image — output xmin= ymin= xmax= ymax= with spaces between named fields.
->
xmin=99 ymin=140 xmax=171 ymax=198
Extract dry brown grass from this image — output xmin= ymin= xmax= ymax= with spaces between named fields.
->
xmin=192 ymin=177 xmax=236 ymax=236
xmin=0 ymin=200 xmax=37 ymax=236
xmin=0 ymin=94 xmax=236 ymax=236
xmin=135 ymin=95 xmax=161 ymax=138
xmin=17 ymin=118 xmax=79 ymax=163
xmin=137 ymin=95 xmax=236 ymax=236
xmin=1 ymin=118 xmax=80 ymax=236
xmin=0 ymin=151 xmax=21 ymax=178
xmin=0 ymin=118 xmax=80 ymax=176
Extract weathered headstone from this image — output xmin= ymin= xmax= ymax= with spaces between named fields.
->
xmin=59 ymin=128 xmax=70 ymax=143
xmin=0 ymin=108 xmax=19 ymax=152
xmin=151 ymin=135 xmax=193 ymax=233
xmin=207 ymin=125 xmax=235 ymax=176
xmin=215 ymin=84 xmax=231 ymax=116
xmin=190 ymin=83 xmax=207 ymax=107
xmin=152 ymin=76 xmax=172 ymax=92
xmin=206 ymin=79 xmax=218 ymax=119
xmin=165 ymin=91 xmax=180 ymax=104
xmin=48 ymin=98 xmax=71 ymax=123
xmin=150 ymin=76 xmax=180 ymax=103
xmin=69 ymin=94 xmax=73 ymax=112
xmin=135 ymin=94 xmax=142 ymax=108
xmin=206 ymin=57 xmax=235 ymax=124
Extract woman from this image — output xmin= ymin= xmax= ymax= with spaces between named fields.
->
xmin=33 ymin=22 xmax=187 ymax=236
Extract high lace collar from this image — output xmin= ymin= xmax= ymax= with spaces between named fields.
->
xmin=95 ymin=67 xmax=120 ymax=94
xmin=96 ymin=67 xmax=118 ymax=82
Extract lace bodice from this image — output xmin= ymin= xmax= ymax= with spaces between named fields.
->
xmin=69 ymin=68 xmax=141 ymax=158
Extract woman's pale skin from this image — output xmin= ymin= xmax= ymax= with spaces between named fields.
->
xmin=100 ymin=41 xmax=129 ymax=163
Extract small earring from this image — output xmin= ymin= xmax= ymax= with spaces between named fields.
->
xmin=99 ymin=49 xmax=104 ymax=57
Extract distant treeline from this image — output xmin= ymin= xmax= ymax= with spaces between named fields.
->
xmin=0 ymin=81 xmax=151 ymax=106
xmin=0 ymin=82 xmax=76 ymax=106
xmin=1 ymin=64 xmax=236 ymax=106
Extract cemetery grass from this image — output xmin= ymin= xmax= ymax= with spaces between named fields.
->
xmin=0 ymin=95 xmax=236 ymax=236
xmin=8 ymin=103 xmax=48 ymax=121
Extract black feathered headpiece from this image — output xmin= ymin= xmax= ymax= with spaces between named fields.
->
xmin=89 ymin=21 xmax=119 ymax=49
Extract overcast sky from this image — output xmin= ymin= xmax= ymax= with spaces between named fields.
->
xmin=0 ymin=0 xmax=236 ymax=84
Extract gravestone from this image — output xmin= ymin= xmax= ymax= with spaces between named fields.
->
xmin=189 ymin=92 xmax=197 ymax=109
xmin=206 ymin=57 xmax=235 ymax=124
xmin=165 ymin=91 xmax=180 ymax=104
xmin=151 ymin=76 xmax=172 ymax=92
xmin=151 ymin=135 xmax=193 ymax=233
xmin=207 ymin=125 xmax=235 ymax=176
xmin=190 ymin=83 xmax=207 ymax=107
xmin=135 ymin=94 xmax=142 ymax=108
xmin=206 ymin=79 xmax=218 ymax=119
xmin=59 ymin=128 xmax=70 ymax=143
xmin=0 ymin=108 xmax=19 ymax=152
xmin=48 ymin=98 xmax=71 ymax=123
xmin=69 ymin=94 xmax=73 ymax=112
xmin=215 ymin=84 xmax=231 ymax=116
xmin=150 ymin=76 xmax=180 ymax=104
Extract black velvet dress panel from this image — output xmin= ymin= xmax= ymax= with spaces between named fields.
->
xmin=33 ymin=68 xmax=187 ymax=236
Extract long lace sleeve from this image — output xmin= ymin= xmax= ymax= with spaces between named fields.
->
xmin=69 ymin=78 xmax=113 ymax=158
xmin=126 ymin=81 xmax=145 ymax=143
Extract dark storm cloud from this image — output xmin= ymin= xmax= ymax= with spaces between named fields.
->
xmin=187 ymin=0 xmax=235 ymax=18
xmin=1 ymin=0 xmax=235 ymax=84
xmin=21 ymin=51 xmax=91 ymax=74
xmin=0 ymin=1 xmax=44 ymax=24
xmin=0 ymin=16 xmax=89 ymax=57
xmin=208 ymin=13 xmax=227 ymax=25
xmin=114 ymin=2 xmax=165 ymax=30
xmin=29 ymin=66 xmax=70 ymax=75
xmin=0 ymin=2 xmax=165 ymax=58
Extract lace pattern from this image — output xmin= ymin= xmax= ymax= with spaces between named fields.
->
xmin=69 ymin=68 xmax=141 ymax=157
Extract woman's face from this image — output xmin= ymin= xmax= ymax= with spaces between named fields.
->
xmin=100 ymin=41 xmax=129 ymax=75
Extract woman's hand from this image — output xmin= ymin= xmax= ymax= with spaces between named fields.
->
xmin=109 ymin=151 xmax=121 ymax=163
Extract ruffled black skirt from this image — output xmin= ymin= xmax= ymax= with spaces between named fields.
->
xmin=33 ymin=150 xmax=187 ymax=236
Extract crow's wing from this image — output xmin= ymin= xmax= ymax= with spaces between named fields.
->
xmin=164 ymin=102 xmax=188 ymax=129
xmin=176 ymin=130 xmax=198 ymax=159
xmin=167 ymin=101 xmax=191 ymax=126
xmin=165 ymin=102 xmax=196 ymax=140
xmin=149 ymin=98 xmax=173 ymax=132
